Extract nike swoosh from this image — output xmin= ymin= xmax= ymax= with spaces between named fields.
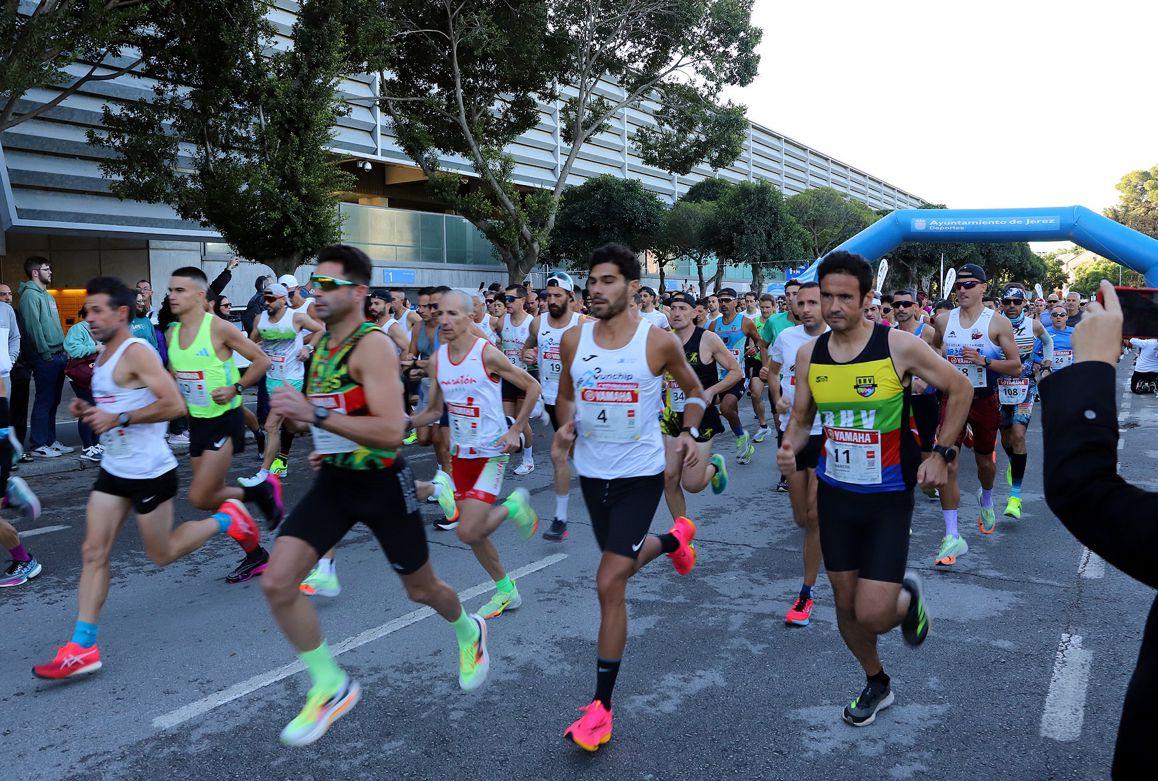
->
xmin=141 ymin=496 xmax=155 ymax=504
xmin=213 ymin=436 xmax=229 ymax=448
xmin=631 ymin=534 xmax=647 ymax=552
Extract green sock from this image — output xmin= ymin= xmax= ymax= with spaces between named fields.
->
xmin=495 ymin=575 xmax=515 ymax=594
xmin=299 ymin=641 xmax=344 ymax=695
xmin=450 ymin=609 xmax=480 ymax=647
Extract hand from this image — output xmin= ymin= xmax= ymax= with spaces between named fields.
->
xmin=911 ymin=376 xmax=929 ymax=395
xmin=227 ymin=256 xmax=241 ymax=270
xmin=309 ymin=451 xmax=324 ymax=472
xmin=776 ymin=442 xmax=797 ymax=478
xmin=917 ymin=453 xmax=949 ymax=489
xmin=297 ymin=347 xmax=313 ymax=362
xmin=677 ymin=433 xmax=701 ymax=470
xmin=498 ymin=427 xmax=522 ymax=454
xmin=69 ymin=397 xmax=92 ymax=418
xmin=759 ymin=366 xmax=770 ymax=382
xmin=270 ymin=383 xmax=315 ymax=424
xmin=961 ymin=346 xmax=984 ymax=366
xmin=553 ymin=420 xmax=577 ymax=453
xmin=1073 ymin=281 xmax=1123 ymax=367
xmin=521 ymin=348 xmax=537 ymax=365
xmin=210 ymin=385 xmax=238 ymax=405
xmin=80 ymin=407 xmax=119 ymax=435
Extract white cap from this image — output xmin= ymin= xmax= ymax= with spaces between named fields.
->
xmin=546 ymin=271 xmax=576 ymax=292
xmin=278 ymin=274 xmax=300 ymax=289
xmin=265 ymin=283 xmax=288 ymax=298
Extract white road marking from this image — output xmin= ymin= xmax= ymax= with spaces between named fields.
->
xmin=1040 ymin=633 xmax=1093 ymax=742
xmin=18 ymin=524 xmax=69 ymax=538
xmin=153 ymin=552 xmax=568 ymax=730
xmin=1077 ymin=547 xmax=1105 ymax=579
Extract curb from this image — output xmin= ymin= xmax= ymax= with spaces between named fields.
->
xmin=12 ymin=444 xmax=192 ymax=479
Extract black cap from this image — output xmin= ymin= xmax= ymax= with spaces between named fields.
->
xmin=957 ymin=263 xmax=987 ymax=283
xmin=718 ymin=287 xmax=738 ymax=298
xmin=668 ymin=291 xmax=697 ymax=308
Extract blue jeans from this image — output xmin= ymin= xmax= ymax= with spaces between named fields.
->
xmin=70 ymin=381 xmax=97 ymax=448
xmin=30 ymin=352 xmax=65 ymax=449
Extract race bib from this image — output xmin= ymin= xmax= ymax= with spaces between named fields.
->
xmin=268 ymin=355 xmax=286 ymax=380
xmin=447 ymin=401 xmax=484 ymax=448
xmin=666 ymin=378 xmax=687 ymax=412
xmin=100 ymin=426 xmax=137 ymax=460
xmin=541 ymin=346 xmax=562 ymax=385
xmin=578 ymin=383 xmax=641 ymax=442
xmin=308 ymin=392 xmax=360 ymax=454
xmin=948 ymin=355 xmax=986 ymax=388
xmin=503 ymin=347 xmax=524 ymax=368
xmin=174 ymin=370 xmax=210 ymax=406
xmin=823 ymin=427 xmax=882 ymax=485
xmin=997 ymin=377 xmax=1030 ymax=405
xmin=1052 ymin=350 xmax=1073 ymax=370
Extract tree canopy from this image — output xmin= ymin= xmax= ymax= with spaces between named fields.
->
xmin=548 ymin=175 xmax=666 ymax=269
xmin=1070 ymin=258 xmax=1143 ymax=296
xmin=713 ymin=180 xmax=806 ymax=293
xmin=786 ymin=186 xmax=879 ymax=260
xmin=1105 ymin=165 xmax=1158 ymax=239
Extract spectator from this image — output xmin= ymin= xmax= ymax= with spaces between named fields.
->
xmin=136 ymin=278 xmax=157 ymax=323
xmin=214 ymin=294 xmax=234 ymax=320
xmin=0 ymin=288 xmax=20 ymax=399
xmin=63 ymin=307 xmax=102 ymax=461
xmin=18 ymin=256 xmax=71 ymax=458
xmin=131 ymin=292 xmax=159 ymax=350
xmin=242 ymin=274 xmax=272 ymax=334
xmin=1065 ymin=291 xmax=1083 ymax=327
xmin=1 ymin=284 xmax=32 ymax=458
xmin=1041 ymin=281 xmax=1156 ymax=777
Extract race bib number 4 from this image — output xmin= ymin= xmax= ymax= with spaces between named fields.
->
xmin=997 ymin=377 xmax=1030 ymax=405
xmin=174 ymin=370 xmax=210 ymax=406
xmin=948 ymin=355 xmax=986 ymax=388
xmin=823 ymin=426 xmax=882 ymax=485
xmin=308 ymin=392 xmax=360 ymax=454
xmin=578 ymin=383 xmax=641 ymax=442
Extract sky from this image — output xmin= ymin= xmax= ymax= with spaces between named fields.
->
xmin=728 ymin=0 xmax=1156 ymax=224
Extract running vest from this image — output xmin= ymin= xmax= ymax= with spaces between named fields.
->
xmin=256 ymin=307 xmax=306 ymax=383
xmin=808 ymin=324 xmax=919 ymax=494
xmin=997 ymin=313 xmax=1036 ymax=405
xmin=415 ymin=323 xmax=437 ymax=359
xmin=710 ymin=314 xmax=746 ymax=379
xmin=537 ymin=312 xmax=581 ymax=405
xmin=166 ymin=312 xmax=241 ymax=418
xmin=93 ymin=338 xmax=177 ymax=480
xmin=942 ymin=307 xmax=1002 ymax=397
xmin=572 ymin=319 xmax=664 ymax=480
xmin=379 ymin=316 xmax=404 ymax=355
xmin=500 ymin=313 xmax=531 ymax=369
xmin=1043 ymin=325 xmax=1073 ymax=370
xmin=307 ymin=322 xmax=397 ymax=470
xmin=666 ymin=327 xmax=718 ymax=413
xmin=437 ymin=337 xmax=507 ymax=458
xmin=911 ymin=323 xmax=938 ymax=395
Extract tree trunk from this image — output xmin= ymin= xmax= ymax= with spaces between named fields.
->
xmin=658 ymin=256 xmax=666 ymax=295
xmin=750 ymin=262 xmax=764 ymax=295
xmin=695 ymin=257 xmax=706 ymax=297
xmin=710 ymin=261 xmax=726 ymax=293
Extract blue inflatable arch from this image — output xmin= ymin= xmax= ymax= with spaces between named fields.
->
xmin=795 ymin=206 xmax=1158 ymax=287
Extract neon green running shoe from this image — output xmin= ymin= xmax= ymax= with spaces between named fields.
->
xmin=279 ymin=677 xmax=361 ymax=747
xmin=503 ymin=487 xmax=538 ymax=540
xmin=300 ymin=565 xmax=341 ymax=598
xmin=709 ymin=453 xmax=728 ymax=494
xmin=271 ymin=456 xmax=288 ymax=478
xmin=431 ymin=469 xmax=458 ymax=522
xmin=1006 ymin=463 xmax=1011 ymax=487
xmin=458 ymin=614 xmax=490 ymax=691
xmin=1003 ymin=496 xmax=1022 ymax=519
xmin=480 ymin=586 xmax=522 ymax=618
xmin=403 ymin=429 xmax=418 ymax=445
xmin=934 ymin=534 xmax=968 ymax=566
xmin=734 ymin=432 xmax=750 ymax=458
xmin=976 ymin=488 xmax=997 ymax=535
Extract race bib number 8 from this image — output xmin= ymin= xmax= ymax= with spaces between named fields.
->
xmin=823 ymin=427 xmax=882 ymax=485
xmin=948 ymin=355 xmax=986 ymax=388
xmin=578 ymin=384 xmax=641 ymax=442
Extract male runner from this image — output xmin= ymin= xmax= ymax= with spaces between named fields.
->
xmin=412 ymin=290 xmax=540 ymax=619
xmin=1040 ymin=303 xmax=1074 ymax=372
xmin=708 ymin=287 xmax=765 ymax=463
xmin=33 ymin=277 xmax=264 ymax=679
xmin=490 ymin=284 xmax=535 ymax=476
xmin=280 ymin=274 xmax=317 ymax=320
xmin=389 ymin=287 xmax=420 ymax=332
xmin=778 ymin=251 xmax=971 ymax=726
xmin=706 ymin=293 xmax=720 ymax=322
xmin=892 ymin=288 xmax=940 ymax=496
xmin=0 ymin=373 xmax=42 ymax=587
xmin=763 ymin=281 xmax=801 ymax=491
xmin=996 ymin=286 xmax=1052 ymax=520
xmin=930 ymin=264 xmax=1021 ymax=564
xmin=638 ymin=286 xmax=670 ymax=329
xmin=553 ymin=243 xmax=704 ymax=751
xmin=743 ymin=296 xmax=773 ymax=445
xmin=167 ymin=267 xmax=281 ymax=582
xmin=261 ymin=247 xmax=489 ymax=746
xmin=765 ymin=282 xmax=827 ymax=625
xmin=659 ymin=291 xmax=737 ymax=521
xmin=369 ymin=289 xmax=411 ymax=354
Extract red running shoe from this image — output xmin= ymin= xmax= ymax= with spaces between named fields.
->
xmin=219 ymin=499 xmax=260 ymax=551
xmin=565 ymin=699 xmax=613 ymax=752
xmin=668 ymin=516 xmax=697 ymax=575
xmin=785 ymin=595 xmax=814 ymax=626
xmin=32 ymin=642 xmax=102 ymax=680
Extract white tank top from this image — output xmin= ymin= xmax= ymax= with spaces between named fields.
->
xmin=572 ymin=319 xmax=665 ymax=479
xmin=437 ymin=337 xmax=507 ymax=458
xmin=380 ymin=316 xmax=402 ymax=355
xmin=92 ymin=338 xmax=178 ymax=480
xmin=537 ymin=312 xmax=581 ymax=404
xmin=257 ymin=307 xmax=306 ymax=382
xmin=943 ymin=307 xmax=1001 ymax=391
xmin=500 ymin=313 xmax=531 ymax=369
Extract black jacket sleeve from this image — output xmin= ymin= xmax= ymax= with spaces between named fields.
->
xmin=1040 ymin=361 xmax=1158 ymax=589
xmin=210 ymin=268 xmax=232 ymax=296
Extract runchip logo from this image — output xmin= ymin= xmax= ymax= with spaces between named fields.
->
xmin=854 ymin=375 xmax=877 ymax=397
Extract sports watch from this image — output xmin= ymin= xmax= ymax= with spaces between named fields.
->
xmin=681 ymin=426 xmax=700 ymax=440
xmin=313 ymin=405 xmax=330 ymax=426
xmin=233 ymin=382 xmax=245 ymax=396
xmin=932 ymin=444 xmax=957 ymax=463
xmin=117 ymin=412 xmax=131 ymax=427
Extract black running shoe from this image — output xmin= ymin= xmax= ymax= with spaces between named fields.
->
xmin=226 ymin=547 xmax=269 ymax=584
xmin=542 ymin=518 xmax=569 ymax=542
xmin=776 ymin=476 xmax=788 ymax=493
xmin=842 ymin=679 xmax=894 ymax=726
xmin=901 ymin=571 xmax=930 ymax=647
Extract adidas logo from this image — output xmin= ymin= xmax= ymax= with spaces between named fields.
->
xmin=196 ymin=348 xmax=210 ymax=357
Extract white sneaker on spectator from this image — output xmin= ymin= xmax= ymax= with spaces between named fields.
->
xmin=167 ymin=432 xmax=190 ymax=446
xmin=49 ymin=441 xmax=75 ymax=454
xmin=30 ymin=446 xmax=60 ymax=459
xmin=80 ymin=445 xmax=103 ymax=462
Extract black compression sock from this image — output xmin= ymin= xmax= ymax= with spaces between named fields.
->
xmin=657 ymin=533 xmax=680 ymax=554
xmin=279 ymin=429 xmax=294 ymax=455
xmin=1001 ymin=442 xmax=1014 ymax=460
xmin=242 ymin=482 xmax=269 ymax=503
xmin=1010 ymin=452 xmax=1028 ymax=483
xmin=595 ymin=658 xmax=621 ymax=708
xmin=868 ymin=669 xmax=890 ymax=688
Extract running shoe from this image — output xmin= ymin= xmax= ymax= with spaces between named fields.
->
xmin=32 ymin=641 xmax=102 ymax=680
xmin=934 ymin=534 xmax=968 ymax=566
xmin=218 ymin=498 xmax=261 ymax=551
xmin=776 ymin=475 xmax=788 ymax=493
xmin=254 ymin=473 xmax=285 ymax=529
xmin=504 ymin=487 xmax=538 ymax=539
xmin=29 ymin=445 xmax=59 ymax=459
xmin=300 ymin=564 xmax=341 ymax=597
xmin=542 ymin=518 xmax=569 ymax=542
xmin=976 ymin=488 xmax=996 ymax=535
xmin=513 ymin=461 xmax=535 ymax=476
xmin=668 ymin=516 xmax=697 ymax=575
xmin=225 ymin=547 xmax=269 ymax=584
xmin=734 ymin=432 xmax=750 ymax=458
xmin=785 ymin=594 xmax=814 ymax=627
xmin=238 ymin=469 xmax=269 ymax=488
xmin=166 ymin=432 xmax=190 ymax=446
xmin=901 ymin=571 xmax=930 ymax=647
xmin=920 ymin=484 xmax=938 ymax=500
xmin=7 ymin=475 xmax=41 ymax=521
xmin=0 ymin=557 xmax=42 ymax=587
xmin=842 ymin=679 xmax=894 ymax=727
xmin=49 ymin=440 xmax=75 ymax=454
xmin=80 ymin=445 xmax=103 ymax=462
xmin=270 ymin=456 xmax=288 ymax=478
xmin=565 ymin=700 xmax=613 ymax=752
xmin=433 ymin=514 xmax=460 ymax=532
xmin=480 ymin=587 xmax=522 ymax=619
xmin=709 ymin=453 xmax=728 ymax=494
xmin=458 ymin=614 xmax=489 ymax=691
xmin=737 ymin=440 xmax=755 ymax=465
xmin=403 ymin=429 xmax=418 ymax=445
xmin=752 ymin=426 xmax=771 ymax=443
xmin=1004 ymin=496 xmax=1022 ymax=519
xmin=279 ymin=677 xmax=361 ymax=747
xmin=431 ymin=470 xmax=458 ymax=521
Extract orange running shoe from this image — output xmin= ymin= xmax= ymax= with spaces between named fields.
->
xmin=219 ymin=499 xmax=260 ymax=551
xmin=565 ymin=699 xmax=613 ymax=751
xmin=667 ymin=516 xmax=697 ymax=575
xmin=785 ymin=595 xmax=814 ymax=626
xmin=32 ymin=642 xmax=102 ymax=680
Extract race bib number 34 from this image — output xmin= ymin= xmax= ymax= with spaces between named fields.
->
xmin=578 ymin=383 xmax=641 ymax=442
xmin=823 ymin=426 xmax=882 ymax=485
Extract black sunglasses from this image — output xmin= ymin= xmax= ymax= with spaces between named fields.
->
xmin=1051 ymin=311 xmax=1067 ymax=317
xmin=718 ymin=297 xmax=735 ymax=303
xmin=893 ymin=301 xmax=915 ymax=308
xmin=956 ymin=280 xmax=982 ymax=291
xmin=504 ymin=295 xmax=522 ymax=303
xmin=1001 ymin=299 xmax=1023 ymax=306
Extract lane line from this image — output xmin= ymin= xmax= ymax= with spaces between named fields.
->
xmin=153 ymin=552 xmax=568 ymax=730
xmin=1077 ymin=547 xmax=1105 ymax=579
xmin=1040 ymin=632 xmax=1093 ymax=742
xmin=18 ymin=524 xmax=69 ymax=538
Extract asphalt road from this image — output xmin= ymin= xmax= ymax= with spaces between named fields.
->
xmin=3 ymin=364 xmax=1152 ymax=781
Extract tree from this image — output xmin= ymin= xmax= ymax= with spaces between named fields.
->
xmin=712 ymin=180 xmax=805 ymax=293
xmin=786 ymin=186 xmax=879 ymax=259
xmin=92 ymin=0 xmax=381 ymax=274
xmin=0 ymin=0 xmax=151 ymax=132
xmin=548 ymin=174 xmax=666 ymax=270
xmin=658 ymin=199 xmax=719 ymax=296
xmin=375 ymin=0 xmax=761 ymax=282
xmin=1040 ymin=253 xmax=1069 ymax=294
xmin=1105 ymin=166 xmax=1158 ymax=238
xmin=1071 ymin=258 xmax=1143 ymax=296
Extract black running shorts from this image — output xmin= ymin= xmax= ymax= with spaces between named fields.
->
xmin=189 ymin=407 xmax=246 ymax=458
xmin=578 ymin=472 xmax=665 ymax=560
xmin=795 ymin=433 xmax=823 ymax=472
xmin=816 ymin=481 xmax=913 ymax=584
xmin=279 ymin=459 xmax=430 ymax=575
xmin=92 ymin=467 xmax=179 ymax=515
xmin=544 ymin=403 xmax=561 ymax=431
xmin=501 ymin=378 xmax=526 ymax=402
xmin=661 ymin=405 xmax=724 ymax=442
xmin=911 ymin=393 xmax=940 ymax=453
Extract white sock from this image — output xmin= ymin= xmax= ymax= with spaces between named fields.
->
xmin=554 ymin=493 xmax=569 ymax=521
xmin=522 ymin=446 xmax=533 ymax=465
xmin=429 ymin=481 xmax=444 ymax=499
xmin=317 ymin=557 xmax=335 ymax=576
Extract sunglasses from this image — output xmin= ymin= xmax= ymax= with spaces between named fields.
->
xmin=504 ymin=295 xmax=523 ymax=303
xmin=881 ymin=307 xmax=893 ymax=314
xmin=893 ymin=301 xmax=915 ymax=308
xmin=309 ymin=275 xmax=358 ymax=292
xmin=1001 ymin=299 xmax=1023 ymax=306
xmin=262 ymin=296 xmax=279 ymax=303
xmin=956 ymin=280 xmax=982 ymax=291
xmin=718 ymin=297 xmax=735 ymax=303
xmin=1051 ymin=311 xmax=1067 ymax=317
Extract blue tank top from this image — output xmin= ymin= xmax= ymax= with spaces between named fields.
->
xmin=415 ymin=322 xmax=437 ymax=359
xmin=1038 ymin=324 xmax=1074 ymax=370
xmin=913 ymin=323 xmax=938 ymax=395
xmin=711 ymin=314 xmax=747 ymax=380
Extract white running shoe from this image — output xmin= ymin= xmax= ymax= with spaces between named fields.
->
xmin=49 ymin=441 xmax=75 ymax=454
xmin=238 ymin=469 xmax=270 ymax=488
xmin=513 ymin=461 xmax=535 ymax=476
xmin=167 ymin=432 xmax=190 ymax=446
xmin=752 ymin=426 xmax=771 ymax=443
xmin=29 ymin=446 xmax=60 ymax=459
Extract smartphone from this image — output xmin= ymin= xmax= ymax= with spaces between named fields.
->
xmin=1099 ymin=287 xmax=1158 ymax=338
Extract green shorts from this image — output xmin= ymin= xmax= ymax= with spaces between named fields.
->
xmin=266 ymin=377 xmax=304 ymax=393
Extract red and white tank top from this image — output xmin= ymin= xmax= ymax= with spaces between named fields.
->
xmin=437 ymin=337 xmax=507 ymax=458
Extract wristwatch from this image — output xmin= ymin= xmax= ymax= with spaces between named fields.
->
xmin=681 ymin=426 xmax=700 ymax=440
xmin=313 ymin=405 xmax=330 ymax=426
xmin=983 ymin=356 xmax=992 ymax=368
xmin=233 ymin=382 xmax=245 ymax=396
xmin=117 ymin=412 xmax=131 ymax=427
xmin=932 ymin=444 xmax=957 ymax=463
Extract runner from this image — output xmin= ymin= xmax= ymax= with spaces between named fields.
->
xmin=407 ymin=288 xmax=451 ymax=474
xmin=708 ymin=287 xmax=765 ymax=464
xmin=370 ymin=289 xmax=411 ymax=354
xmin=997 ymin=286 xmax=1052 ymax=520
xmin=765 ymin=282 xmax=827 ymax=626
xmin=522 ymin=272 xmax=586 ymax=541
xmin=32 ymin=277 xmax=267 ymax=679
xmin=553 ymin=243 xmax=706 ymax=752
xmin=637 ymin=286 xmax=670 ymax=329
xmin=411 ymin=290 xmax=541 ymax=619
xmin=260 ymin=246 xmax=489 ymax=746
xmin=763 ymin=281 xmax=801 ymax=491
xmin=930 ymin=264 xmax=1021 ymax=565
xmin=744 ymin=296 xmax=773 ymax=445
xmin=778 ymin=251 xmax=971 ymax=727
xmin=892 ymin=288 xmax=940 ymax=497
xmin=490 ymin=284 xmax=536 ymax=476
xmin=0 ymin=373 xmax=42 ymax=587
xmin=280 ymin=274 xmax=317 ymax=320
xmin=1039 ymin=304 xmax=1074 ymax=373
xmin=166 ymin=266 xmax=282 ymax=582
xmin=659 ymin=291 xmax=738 ymax=522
